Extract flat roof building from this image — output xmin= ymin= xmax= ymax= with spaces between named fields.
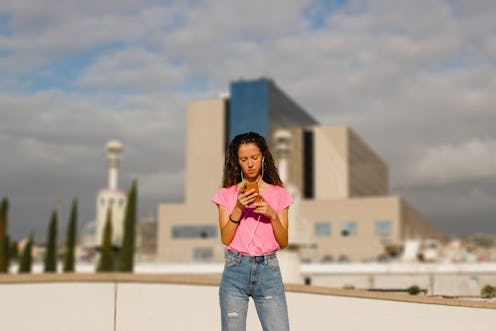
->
xmin=157 ymin=78 xmax=443 ymax=263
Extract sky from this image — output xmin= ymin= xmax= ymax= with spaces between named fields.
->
xmin=1 ymin=0 xmax=495 ymax=242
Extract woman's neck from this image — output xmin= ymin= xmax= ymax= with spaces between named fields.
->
xmin=244 ymin=174 xmax=261 ymax=184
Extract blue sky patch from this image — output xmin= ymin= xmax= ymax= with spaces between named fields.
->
xmin=302 ymin=0 xmax=348 ymax=30
xmin=428 ymin=50 xmax=472 ymax=75
xmin=177 ymin=74 xmax=208 ymax=95
xmin=0 ymin=13 xmax=13 ymax=36
xmin=21 ymin=41 xmax=126 ymax=94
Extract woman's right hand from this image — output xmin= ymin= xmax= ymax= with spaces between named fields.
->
xmin=236 ymin=182 xmax=258 ymax=209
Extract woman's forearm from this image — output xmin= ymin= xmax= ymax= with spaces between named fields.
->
xmin=270 ymin=209 xmax=289 ymax=248
xmin=219 ymin=205 xmax=243 ymax=245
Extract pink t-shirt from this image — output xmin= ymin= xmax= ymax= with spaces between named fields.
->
xmin=211 ymin=184 xmax=293 ymax=256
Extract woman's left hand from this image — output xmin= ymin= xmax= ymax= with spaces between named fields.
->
xmin=253 ymin=196 xmax=277 ymax=220
xmin=254 ymin=196 xmax=289 ymax=248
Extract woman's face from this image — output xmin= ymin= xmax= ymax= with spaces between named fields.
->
xmin=237 ymin=143 xmax=263 ymax=181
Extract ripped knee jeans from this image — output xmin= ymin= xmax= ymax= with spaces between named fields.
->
xmin=219 ymin=250 xmax=289 ymax=331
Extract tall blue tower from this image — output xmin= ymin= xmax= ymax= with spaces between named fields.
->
xmin=227 ymin=78 xmax=317 ymax=141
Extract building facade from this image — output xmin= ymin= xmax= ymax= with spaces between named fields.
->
xmin=157 ymin=78 xmax=443 ymax=262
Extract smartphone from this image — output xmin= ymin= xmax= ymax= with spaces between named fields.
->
xmin=244 ymin=182 xmax=261 ymax=205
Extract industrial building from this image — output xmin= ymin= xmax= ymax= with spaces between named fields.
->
xmin=157 ymin=78 xmax=443 ymax=262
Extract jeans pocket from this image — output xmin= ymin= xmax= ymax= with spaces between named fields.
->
xmin=266 ymin=255 xmax=280 ymax=271
xmin=225 ymin=251 xmax=241 ymax=267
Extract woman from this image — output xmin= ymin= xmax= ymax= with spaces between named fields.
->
xmin=211 ymin=131 xmax=292 ymax=331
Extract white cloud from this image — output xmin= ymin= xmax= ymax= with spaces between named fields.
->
xmin=77 ymin=48 xmax=186 ymax=92
xmin=411 ymin=137 xmax=496 ymax=185
xmin=136 ymin=170 xmax=185 ymax=202
xmin=1 ymin=0 xmax=496 ymax=238
xmin=0 ymin=1 xmax=174 ymax=75
xmin=0 ymin=89 xmax=186 ymax=238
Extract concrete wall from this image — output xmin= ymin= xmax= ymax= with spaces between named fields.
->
xmin=312 ymin=125 xmax=389 ymax=199
xmin=0 ymin=274 xmax=494 ymax=331
xmin=300 ymin=196 xmax=446 ymax=262
xmin=300 ymin=196 xmax=402 ymax=261
xmin=313 ymin=126 xmax=349 ymax=199
xmin=184 ymin=99 xmax=226 ymax=205
xmin=157 ymin=99 xmax=227 ymax=262
xmin=302 ymin=263 xmax=496 ymax=297
xmin=347 ymin=127 xmax=389 ymax=197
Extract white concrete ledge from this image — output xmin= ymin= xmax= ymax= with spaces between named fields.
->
xmin=1 ymin=274 xmax=495 ymax=331
xmin=302 ymin=262 xmax=496 ymax=274
xmin=1 ymin=273 xmax=495 ymax=309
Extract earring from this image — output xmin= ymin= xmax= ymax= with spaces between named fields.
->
xmin=240 ymin=170 xmax=244 ymax=181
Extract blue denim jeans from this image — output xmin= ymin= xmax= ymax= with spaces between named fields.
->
xmin=219 ymin=250 xmax=290 ymax=331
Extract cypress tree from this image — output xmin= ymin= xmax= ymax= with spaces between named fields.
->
xmin=117 ymin=179 xmax=137 ymax=272
xmin=19 ymin=234 xmax=33 ymax=273
xmin=97 ymin=208 xmax=114 ymax=272
xmin=0 ymin=197 xmax=9 ymax=273
xmin=3 ymin=236 xmax=10 ymax=273
xmin=0 ymin=197 xmax=8 ymax=238
xmin=9 ymin=240 xmax=18 ymax=261
xmin=44 ymin=210 xmax=58 ymax=272
xmin=63 ymin=199 xmax=78 ymax=272
xmin=5 ymin=239 xmax=16 ymax=273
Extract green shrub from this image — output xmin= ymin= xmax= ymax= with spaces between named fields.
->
xmin=481 ymin=284 xmax=496 ymax=298
xmin=407 ymin=285 xmax=421 ymax=295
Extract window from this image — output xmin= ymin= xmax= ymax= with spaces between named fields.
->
xmin=340 ymin=221 xmax=357 ymax=236
xmin=338 ymin=254 xmax=350 ymax=262
xmin=172 ymin=225 xmax=217 ymax=239
xmin=193 ymin=247 xmax=213 ymax=261
xmin=314 ymin=222 xmax=331 ymax=236
xmin=468 ymin=276 xmax=480 ymax=288
xmin=303 ymin=130 xmax=314 ymax=198
xmin=375 ymin=220 xmax=392 ymax=236
xmin=321 ymin=254 xmax=334 ymax=263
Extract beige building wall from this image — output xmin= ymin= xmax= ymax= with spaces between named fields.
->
xmin=185 ymin=99 xmax=227 ymax=205
xmin=158 ymin=203 xmax=224 ymax=262
xmin=312 ymin=125 xmax=388 ymax=199
xmin=348 ymin=128 xmax=389 ymax=197
xmin=157 ymin=99 xmax=227 ymax=262
xmin=301 ymin=197 xmax=444 ymax=262
xmin=301 ymin=197 xmax=402 ymax=262
xmin=313 ymin=126 xmax=349 ymax=199
xmin=157 ymin=96 xmax=443 ymax=263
